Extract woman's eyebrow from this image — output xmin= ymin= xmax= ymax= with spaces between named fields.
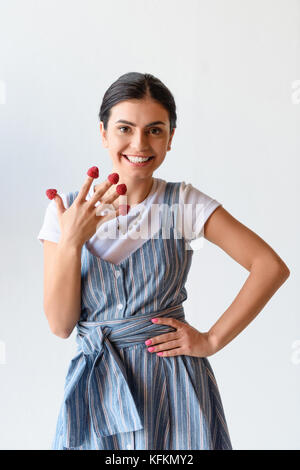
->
xmin=115 ymin=119 xmax=166 ymax=127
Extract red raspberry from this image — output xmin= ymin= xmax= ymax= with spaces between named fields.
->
xmin=116 ymin=184 xmax=127 ymax=195
xmin=107 ymin=173 xmax=119 ymax=184
xmin=46 ymin=189 xmax=57 ymax=200
xmin=87 ymin=166 xmax=99 ymax=178
xmin=119 ymin=204 xmax=130 ymax=216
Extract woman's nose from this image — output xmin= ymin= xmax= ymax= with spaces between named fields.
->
xmin=131 ymin=130 xmax=150 ymax=148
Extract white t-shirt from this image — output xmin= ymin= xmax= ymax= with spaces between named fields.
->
xmin=37 ymin=177 xmax=222 ymax=264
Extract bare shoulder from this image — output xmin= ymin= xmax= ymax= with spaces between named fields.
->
xmin=204 ymin=206 xmax=290 ymax=273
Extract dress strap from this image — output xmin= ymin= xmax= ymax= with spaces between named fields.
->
xmin=162 ymin=181 xmax=181 ymax=229
xmin=66 ymin=190 xmax=79 ymax=207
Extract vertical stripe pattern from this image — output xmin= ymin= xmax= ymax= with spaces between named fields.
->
xmin=51 ymin=182 xmax=232 ymax=450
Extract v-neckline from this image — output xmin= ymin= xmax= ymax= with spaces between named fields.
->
xmin=84 ymin=224 xmax=164 ymax=268
xmin=82 ymin=179 xmax=177 ymax=268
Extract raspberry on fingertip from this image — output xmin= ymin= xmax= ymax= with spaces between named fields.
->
xmin=46 ymin=189 xmax=57 ymax=200
xmin=116 ymin=183 xmax=127 ymax=195
xmin=108 ymin=173 xmax=119 ymax=185
xmin=87 ymin=166 xmax=99 ymax=179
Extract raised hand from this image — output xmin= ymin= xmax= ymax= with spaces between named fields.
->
xmin=45 ymin=167 xmax=130 ymax=249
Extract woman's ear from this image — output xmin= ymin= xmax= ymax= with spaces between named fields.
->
xmin=99 ymin=121 xmax=108 ymax=148
xmin=167 ymin=128 xmax=175 ymax=151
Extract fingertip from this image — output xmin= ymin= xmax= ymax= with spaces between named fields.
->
xmin=108 ymin=173 xmax=119 ymax=185
xmin=87 ymin=166 xmax=99 ymax=179
xmin=46 ymin=189 xmax=57 ymax=200
xmin=116 ymin=184 xmax=127 ymax=195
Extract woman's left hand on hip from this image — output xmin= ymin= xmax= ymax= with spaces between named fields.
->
xmin=145 ymin=317 xmax=216 ymax=358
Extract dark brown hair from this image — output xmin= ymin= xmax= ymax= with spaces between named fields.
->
xmin=99 ymin=72 xmax=177 ymax=135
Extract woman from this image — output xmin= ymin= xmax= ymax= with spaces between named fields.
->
xmin=38 ymin=72 xmax=290 ymax=450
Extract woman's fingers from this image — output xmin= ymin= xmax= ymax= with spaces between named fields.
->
xmin=76 ymin=166 xmax=99 ymax=204
xmin=45 ymin=189 xmax=66 ymax=215
xmin=89 ymin=179 xmax=113 ymax=208
xmin=100 ymin=184 xmax=128 ymax=206
xmin=53 ymin=194 xmax=66 ymax=216
xmin=89 ymin=177 xmax=127 ymax=209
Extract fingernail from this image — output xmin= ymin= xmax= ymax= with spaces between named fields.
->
xmin=87 ymin=166 xmax=99 ymax=178
xmin=108 ymin=173 xmax=119 ymax=184
xmin=46 ymin=189 xmax=57 ymax=200
xmin=145 ymin=340 xmax=152 ymax=345
xmin=151 ymin=318 xmax=158 ymax=322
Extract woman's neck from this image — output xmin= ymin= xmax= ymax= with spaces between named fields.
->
xmin=119 ymin=175 xmax=154 ymax=207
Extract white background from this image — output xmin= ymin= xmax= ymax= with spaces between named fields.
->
xmin=0 ymin=0 xmax=299 ymax=450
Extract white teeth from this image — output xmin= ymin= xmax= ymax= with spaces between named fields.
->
xmin=123 ymin=155 xmax=152 ymax=163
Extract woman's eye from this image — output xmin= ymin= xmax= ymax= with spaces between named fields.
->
xmin=118 ymin=126 xmax=161 ymax=135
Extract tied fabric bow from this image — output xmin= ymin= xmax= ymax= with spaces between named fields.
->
xmin=61 ymin=324 xmax=143 ymax=449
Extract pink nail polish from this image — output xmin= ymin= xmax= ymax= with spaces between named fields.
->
xmin=151 ymin=318 xmax=158 ymax=322
xmin=145 ymin=340 xmax=152 ymax=345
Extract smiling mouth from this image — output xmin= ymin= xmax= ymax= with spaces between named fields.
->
xmin=121 ymin=154 xmax=155 ymax=163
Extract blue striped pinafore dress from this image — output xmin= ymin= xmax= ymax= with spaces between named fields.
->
xmin=51 ymin=181 xmax=232 ymax=450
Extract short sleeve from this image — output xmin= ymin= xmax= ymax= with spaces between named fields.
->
xmin=37 ymin=193 xmax=68 ymax=245
xmin=177 ymin=182 xmax=222 ymax=242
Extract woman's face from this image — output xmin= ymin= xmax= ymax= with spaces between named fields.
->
xmin=99 ymin=97 xmax=175 ymax=180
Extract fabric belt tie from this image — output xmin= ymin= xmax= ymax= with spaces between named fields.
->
xmin=61 ymin=303 xmax=187 ymax=448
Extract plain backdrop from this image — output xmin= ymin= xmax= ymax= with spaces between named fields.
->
xmin=0 ymin=0 xmax=299 ymax=450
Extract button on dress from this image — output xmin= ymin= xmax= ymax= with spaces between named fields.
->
xmin=51 ymin=181 xmax=232 ymax=450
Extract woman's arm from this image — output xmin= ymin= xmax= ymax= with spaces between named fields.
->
xmin=43 ymin=239 xmax=82 ymax=338
xmin=203 ymin=206 xmax=290 ymax=354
